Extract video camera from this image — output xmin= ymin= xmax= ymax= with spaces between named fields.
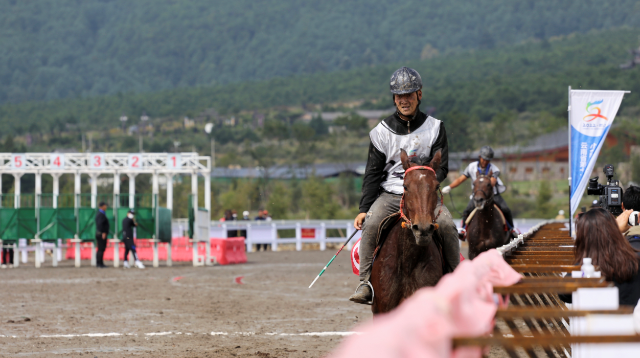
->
xmin=587 ymin=164 xmax=624 ymax=216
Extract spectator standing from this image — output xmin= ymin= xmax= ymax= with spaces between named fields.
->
xmin=95 ymin=202 xmax=109 ymax=268
xmin=122 ymin=210 xmax=144 ymax=269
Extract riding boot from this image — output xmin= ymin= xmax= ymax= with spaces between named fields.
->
xmin=493 ymin=194 xmax=514 ymax=229
xmin=349 ymin=283 xmax=373 ymax=304
xmin=435 ymin=203 xmax=461 ymax=273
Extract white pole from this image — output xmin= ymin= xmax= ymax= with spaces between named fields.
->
xmin=568 ymin=86 xmax=573 ymax=236
xmin=13 ymin=174 xmax=22 ymax=208
xmin=129 ymin=174 xmax=136 ymax=208
xmin=152 ymin=172 xmax=159 ymax=207
xmin=52 ymin=174 xmax=61 ymax=208
xmin=166 ymin=174 xmax=173 ymax=211
xmin=205 ymin=172 xmax=211 ymax=212
xmin=90 ymin=173 xmax=98 ymax=208
xmin=114 ymin=172 xmax=120 ymax=196
xmin=74 ymin=172 xmax=81 ymax=208
xmin=191 ymin=172 xmax=198 ymax=211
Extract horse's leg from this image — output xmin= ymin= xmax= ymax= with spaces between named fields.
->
xmin=370 ymin=224 xmax=402 ymax=315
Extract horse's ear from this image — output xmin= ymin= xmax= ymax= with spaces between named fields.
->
xmin=400 ymin=149 xmax=411 ymax=171
xmin=429 ymin=150 xmax=442 ymax=172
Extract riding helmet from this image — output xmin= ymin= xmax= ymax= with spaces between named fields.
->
xmin=390 ymin=67 xmax=422 ymax=95
xmin=479 ymin=146 xmax=494 ymax=160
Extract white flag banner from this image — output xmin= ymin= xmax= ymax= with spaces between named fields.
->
xmin=569 ymin=89 xmax=627 ymax=216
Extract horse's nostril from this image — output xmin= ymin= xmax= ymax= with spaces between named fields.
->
xmin=412 ymin=224 xmax=419 ymax=231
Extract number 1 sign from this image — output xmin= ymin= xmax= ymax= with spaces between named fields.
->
xmin=90 ymin=153 xmax=105 ymax=169
xmin=167 ymin=154 xmax=181 ymax=169
xmin=128 ymin=154 xmax=144 ymax=169
xmin=50 ymin=154 xmax=65 ymax=169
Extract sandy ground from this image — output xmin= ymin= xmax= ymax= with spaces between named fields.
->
xmin=1 ymin=243 xmax=475 ymax=358
xmin=0 ymin=249 xmax=374 ymax=358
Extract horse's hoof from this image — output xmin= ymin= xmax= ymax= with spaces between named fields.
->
xmin=349 ymin=283 xmax=372 ymax=304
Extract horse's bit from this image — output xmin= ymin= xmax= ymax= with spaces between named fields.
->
xmin=399 ymin=165 xmax=443 ymax=230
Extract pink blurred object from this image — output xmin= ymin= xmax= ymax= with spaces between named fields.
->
xmin=330 ymin=249 xmax=521 ymax=358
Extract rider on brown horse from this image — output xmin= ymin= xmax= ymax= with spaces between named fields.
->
xmin=349 ymin=67 xmax=461 ymax=304
xmin=442 ymin=146 xmax=514 ymax=231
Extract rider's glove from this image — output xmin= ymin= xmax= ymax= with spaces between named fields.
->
xmin=442 ymin=185 xmax=451 ymax=194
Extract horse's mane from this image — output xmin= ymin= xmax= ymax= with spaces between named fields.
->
xmin=409 ymin=155 xmax=431 ymax=167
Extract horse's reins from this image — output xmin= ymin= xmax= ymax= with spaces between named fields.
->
xmin=399 ymin=165 xmax=443 ymax=230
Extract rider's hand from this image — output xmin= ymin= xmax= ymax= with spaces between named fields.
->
xmin=354 ymin=213 xmax=367 ymax=230
xmin=616 ymin=209 xmax=633 ymax=233
xmin=102 ymin=233 xmax=107 ymax=240
xmin=442 ymin=185 xmax=451 ymax=194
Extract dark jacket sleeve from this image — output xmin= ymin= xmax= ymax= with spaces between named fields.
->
xmin=430 ymin=122 xmax=449 ymax=183
xmin=96 ymin=212 xmax=109 ymax=234
xmin=359 ymin=142 xmax=387 ymax=213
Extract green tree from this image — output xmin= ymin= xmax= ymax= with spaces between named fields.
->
xmin=266 ymin=182 xmax=291 ymax=219
xmin=301 ymin=176 xmax=340 ymax=219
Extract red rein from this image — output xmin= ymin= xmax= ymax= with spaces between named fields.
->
xmin=399 ymin=166 xmax=443 ymax=230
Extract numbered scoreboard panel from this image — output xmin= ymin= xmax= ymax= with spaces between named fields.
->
xmin=0 ymin=153 xmax=208 ymax=174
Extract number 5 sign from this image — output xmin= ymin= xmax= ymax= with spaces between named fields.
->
xmin=90 ymin=153 xmax=105 ymax=169
xmin=167 ymin=154 xmax=181 ymax=169
xmin=11 ymin=154 xmax=25 ymax=169
xmin=128 ymin=154 xmax=144 ymax=169
xmin=50 ymin=154 xmax=65 ymax=169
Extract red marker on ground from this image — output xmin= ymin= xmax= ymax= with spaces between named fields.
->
xmin=234 ymin=276 xmax=245 ymax=284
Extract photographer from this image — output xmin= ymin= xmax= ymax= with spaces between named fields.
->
xmin=616 ymin=186 xmax=640 ymax=253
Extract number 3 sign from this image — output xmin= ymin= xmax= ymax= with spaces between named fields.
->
xmin=50 ymin=154 xmax=65 ymax=169
xmin=128 ymin=154 xmax=143 ymax=169
xmin=90 ymin=153 xmax=105 ymax=169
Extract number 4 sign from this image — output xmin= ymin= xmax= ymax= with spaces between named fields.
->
xmin=167 ymin=154 xmax=181 ymax=169
xmin=11 ymin=154 xmax=25 ymax=169
xmin=90 ymin=153 xmax=105 ymax=169
xmin=128 ymin=154 xmax=143 ymax=169
xmin=50 ymin=154 xmax=65 ymax=169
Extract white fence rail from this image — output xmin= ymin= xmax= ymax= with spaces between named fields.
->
xmin=172 ymin=218 xmax=548 ymax=253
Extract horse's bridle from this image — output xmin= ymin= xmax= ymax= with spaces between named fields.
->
xmin=399 ymin=165 xmax=443 ymax=230
xmin=472 ymin=175 xmax=493 ymax=201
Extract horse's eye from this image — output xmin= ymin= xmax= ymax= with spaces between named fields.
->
xmin=403 ymin=185 xmax=408 ymax=191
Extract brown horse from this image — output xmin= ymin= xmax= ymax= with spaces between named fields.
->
xmin=466 ymin=172 xmax=510 ymax=260
xmin=370 ymin=149 xmax=444 ymax=315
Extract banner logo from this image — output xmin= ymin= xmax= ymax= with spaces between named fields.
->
xmin=583 ymin=100 xmax=608 ymax=122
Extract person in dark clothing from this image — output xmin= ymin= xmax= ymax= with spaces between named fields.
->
xmin=1 ymin=245 xmax=14 ymax=268
xmin=122 ymin=209 xmax=144 ymax=269
xmin=616 ymin=186 xmax=640 ymax=253
xmin=95 ymin=202 xmax=109 ymax=268
xmin=350 ymin=67 xmax=460 ymax=304
xmin=560 ymin=208 xmax=640 ymax=306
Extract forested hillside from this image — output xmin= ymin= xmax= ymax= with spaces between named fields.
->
xmin=1 ymin=0 xmax=639 ymax=104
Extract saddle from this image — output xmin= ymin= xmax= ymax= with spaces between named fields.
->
xmin=465 ymin=204 xmax=508 ymax=232
xmin=372 ymin=211 xmax=452 ymax=275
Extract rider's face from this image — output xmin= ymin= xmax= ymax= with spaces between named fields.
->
xmin=394 ymin=90 xmax=422 ymax=118
xmin=479 ymin=158 xmax=490 ymax=168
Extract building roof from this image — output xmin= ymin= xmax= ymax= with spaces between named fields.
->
xmin=450 ymin=128 xmax=569 ymax=165
xmin=212 ymin=162 xmax=366 ymax=179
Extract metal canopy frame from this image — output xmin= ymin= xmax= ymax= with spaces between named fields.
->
xmin=0 ymin=153 xmax=211 ymax=240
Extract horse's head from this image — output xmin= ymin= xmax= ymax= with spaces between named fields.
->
xmin=400 ymin=149 xmax=441 ymax=247
xmin=472 ymin=171 xmax=494 ymax=210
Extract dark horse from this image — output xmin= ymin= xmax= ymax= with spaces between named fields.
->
xmin=370 ymin=149 xmax=444 ymax=314
xmin=466 ymin=171 xmax=510 ymax=260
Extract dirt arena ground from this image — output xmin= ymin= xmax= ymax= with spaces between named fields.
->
xmin=0 ymin=242 xmax=477 ymax=358
xmin=0 ymin=249 xmax=375 ymax=358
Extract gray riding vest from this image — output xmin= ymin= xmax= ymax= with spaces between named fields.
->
xmin=369 ymin=116 xmax=441 ymax=195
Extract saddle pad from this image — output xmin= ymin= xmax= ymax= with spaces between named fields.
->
xmin=350 ymin=212 xmax=401 ymax=276
xmin=465 ymin=204 xmax=506 ymax=227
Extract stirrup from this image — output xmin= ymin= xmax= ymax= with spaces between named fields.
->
xmin=354 ymin=281 xmax=375 ymax=305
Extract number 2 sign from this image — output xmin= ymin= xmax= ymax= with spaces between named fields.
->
xmin=167 ymin=154 xmax=181 ymax=169
xmin=128 ymin=154 xmax=143 ymax=169
xmin=11 ymin=154 xmax=25 ymax=169
xmin=50 ymin=154 xmax=65 ymax=169
xmin=90 ymin=153 xmax=105 ymax=169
